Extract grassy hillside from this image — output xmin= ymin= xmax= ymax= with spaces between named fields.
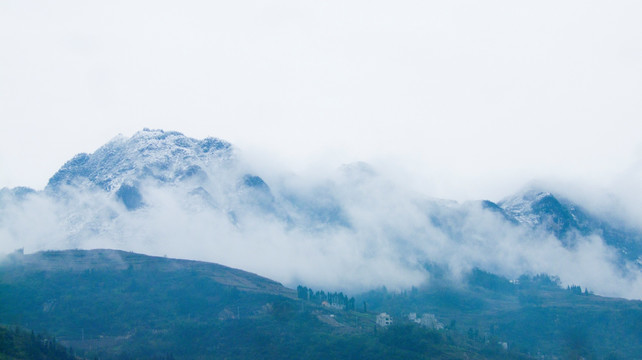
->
xmin=0 ymin=249 xmax=297 ymax=357
xmin=1 ymin=250 xmax=640 ymax=359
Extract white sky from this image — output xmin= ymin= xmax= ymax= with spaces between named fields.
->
xmin=1 ymin=0 xmax=641 ymax=201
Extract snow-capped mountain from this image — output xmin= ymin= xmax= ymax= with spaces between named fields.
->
xmin=2 ymin=129 xmax=642 ymax=298
xmin=499 ymin=190 xmax=558 ymax=227
xmin=498 ymin=189 xmax=642 ymax=261
xmin=47 ymin=129 xmax=232 ymax=190
xmin=44 ymin=129 xmax=276 ymax=213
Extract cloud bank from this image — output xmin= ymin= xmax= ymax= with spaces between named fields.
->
xmin=1 ymin=158 xmax=641 ymax=299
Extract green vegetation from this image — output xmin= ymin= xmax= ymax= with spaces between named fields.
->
xmin=0 ymin=326 xmax=75 ymax=360
xmin=358 ymin=269 xmax=642 ymax=359
xmin=1 ymin=250 xmax=640 ymax=359
xmin=296 ymin=285 xmax=356 ymax=310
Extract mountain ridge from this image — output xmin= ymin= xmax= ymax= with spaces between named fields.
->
xmin=46 ymin=128 xmax=234 ymax=193
xmin=1 ymin=248 xmax=294 ymax=298
xmin=1 ymin=128 xmax=641 ymax=299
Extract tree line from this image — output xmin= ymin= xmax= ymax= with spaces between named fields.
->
xmin=297 ymin=285 xmax=356 ymax=310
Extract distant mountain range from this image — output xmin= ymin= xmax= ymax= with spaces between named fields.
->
xmin=1 ymin=129 xmax=641 ymax=299
xmin=2 ymin=129 xmax=642 ymax=358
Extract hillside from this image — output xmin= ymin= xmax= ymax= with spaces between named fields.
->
xmin=0 ymin=249 xmax=295 ymax=358
xmin=0 ymin=250 xmax=538 ymax=360
xmin=2 ymin=250 xmax=642 ymax=359
xmin=358 ymin=269 xmax=642 ymax=359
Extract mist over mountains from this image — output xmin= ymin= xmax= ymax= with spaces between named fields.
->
xmin=1 ymin=129 xmax=641 ymax=298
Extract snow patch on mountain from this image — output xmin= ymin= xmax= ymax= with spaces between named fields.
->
xmin=47 ymin=129 xmax=233 ymax=192
xmin=498 ymin=190 xmax=552 ymax=226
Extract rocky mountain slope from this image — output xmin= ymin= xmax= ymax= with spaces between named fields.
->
xmin=497 ymin=190 xmax=642 ymax=262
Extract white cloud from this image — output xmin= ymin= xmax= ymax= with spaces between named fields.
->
xmin=2 ymin=161 xmax=642 ymax=299
xmin=1 ymin=1 xmax=642 ymax=202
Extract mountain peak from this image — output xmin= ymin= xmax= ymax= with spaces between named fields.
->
xmin=498 ymin=189 xmax=555 ymax=226
xmin=499 ymin=188 xmax=586 ymax=243
xmin=47 ymin=129 xmax=233 ymax=192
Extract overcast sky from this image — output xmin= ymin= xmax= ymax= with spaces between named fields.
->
xmin=1 ymin=0 xmax=641 ymax=201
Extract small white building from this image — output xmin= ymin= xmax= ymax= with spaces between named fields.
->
xmin=419 ymin=313 xmax=444 ymax=330
xmin=408 ymin=313 xmax=420 ymax=323
xmin=376 ymin=312 xmax=393 ymax=327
